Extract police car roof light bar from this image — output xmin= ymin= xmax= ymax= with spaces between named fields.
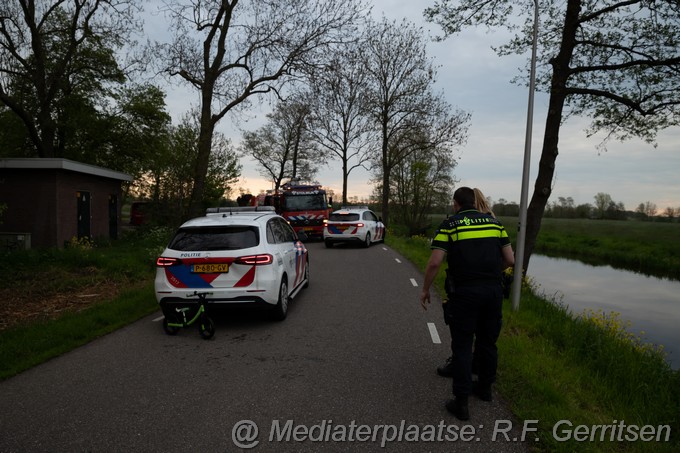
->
xmin=206 ymin=206 xmax=276 ymax=215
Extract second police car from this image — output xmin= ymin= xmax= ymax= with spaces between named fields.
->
xmin=323 ymin=206 xmax=386 ymax=248
xmin=155 ymin=206 xmax=309 ymax=321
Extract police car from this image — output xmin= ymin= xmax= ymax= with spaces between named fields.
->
xmin=155 ymin=206 xmax=309 ymax=321
xmin=323 ymin=206 xmax=386 ymax=248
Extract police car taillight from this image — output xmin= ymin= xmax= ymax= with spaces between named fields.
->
xmin=156 ymin=256 xmax=180 ymax=267
xmin=235 ymin=254 xmax=274 ymax=265
xmin=356 ymin=223 xmax=364 ymax=227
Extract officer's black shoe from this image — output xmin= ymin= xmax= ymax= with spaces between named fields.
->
xmin=437 ymin=356 xmax=455 ymax=377
xmin=445 ymin=396 xmax=469 ymax=421
xmin=473 ymin=382 xmax=492 ymax=402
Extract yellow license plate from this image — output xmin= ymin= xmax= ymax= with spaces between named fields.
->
xmin=192 ymin=263 xmax=229 ymax=273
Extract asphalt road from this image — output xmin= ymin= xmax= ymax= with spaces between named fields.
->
xmin=0 ymin=242 xmax=532 ymax=452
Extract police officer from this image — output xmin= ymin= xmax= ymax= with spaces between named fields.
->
xmin=419 ymin=187 xmax=514 ymax=421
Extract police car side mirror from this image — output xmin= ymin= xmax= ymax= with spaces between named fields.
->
xmin=296 ymin=231 xmax=308 ymax=242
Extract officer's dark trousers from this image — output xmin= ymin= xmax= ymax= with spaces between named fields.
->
xmin=445 ymin=284 xmax=503 ymax=397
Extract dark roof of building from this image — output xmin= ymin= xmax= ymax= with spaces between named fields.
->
xmin=0 ymin=158 xmax=132 ymax=182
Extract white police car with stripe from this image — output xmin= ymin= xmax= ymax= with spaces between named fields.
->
xmin=155 ymin=206 xmax=309 ymax=321
xmin=323 ymin=206 xmax=385 ymax=248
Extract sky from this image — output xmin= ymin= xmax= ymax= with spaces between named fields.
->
xmin=143 ymin=1 xmax=680 ymax=212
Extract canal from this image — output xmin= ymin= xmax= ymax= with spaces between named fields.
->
xmin=526 ymin=254 xmax=679 ymax=369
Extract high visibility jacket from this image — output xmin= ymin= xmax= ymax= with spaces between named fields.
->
xmin=431 ymin=207 xmax=511 ymax=286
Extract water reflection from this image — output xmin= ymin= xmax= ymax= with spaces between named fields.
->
xmin=526 ymin=255 xmax=679 ymax=369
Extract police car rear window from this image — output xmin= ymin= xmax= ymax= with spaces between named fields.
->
xmin=168 ymin=226 xmax=259 ymax=251
xmin=329 ymin=213 xmax=360 ymax=221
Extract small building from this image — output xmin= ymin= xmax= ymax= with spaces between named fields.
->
xmin=0 ymin=158 xmax=133 ymax=249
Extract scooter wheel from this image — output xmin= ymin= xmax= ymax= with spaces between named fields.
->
xmin=162 ymin=316 xmax=180 ymax=335
xmin=199 ymin=316 xmax=215 ymax=340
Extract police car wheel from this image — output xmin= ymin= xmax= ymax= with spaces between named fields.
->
xmin=303 ymin=258 xmax=310 ymax=288
xmin=324 ymin=239 xmax=333 ymax=248
xmin=272 ymin=278 xmax=289 ymax=321
xmin=363 ymin=232 xmax=371 ymax=248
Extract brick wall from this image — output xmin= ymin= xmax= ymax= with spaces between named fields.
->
xmin=0 ymin=168 xmax=124 ymax=248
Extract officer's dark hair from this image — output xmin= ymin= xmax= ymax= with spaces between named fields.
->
xmin=453 ymin=187 xmax=475 ymax=207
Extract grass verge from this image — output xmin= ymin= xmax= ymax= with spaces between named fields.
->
xmin=0 ymin=282 xmax=157 ymax=381
xmin=0 ymin=226 xmax=172 ymax=381
xmin=385 ymin=234 xmax=679 ymax=452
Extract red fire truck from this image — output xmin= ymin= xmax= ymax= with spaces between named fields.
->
xmin=258 ymin=182 xmax=332 ymax=239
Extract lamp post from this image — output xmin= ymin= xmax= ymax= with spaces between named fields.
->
xmin=511 ymin=0 xmax=539 ymax=311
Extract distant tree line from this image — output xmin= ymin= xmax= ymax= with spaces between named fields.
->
xmin=489 ymin=192 xmax=680 ymax=222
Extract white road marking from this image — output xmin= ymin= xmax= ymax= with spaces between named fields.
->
xmin=382 ymin=247 xmax=388 ymax=250
xmin=410 ymin=278 xmax=418 ymax=287
xmin=152 ymin=315 xmax=165 ymax=322
xmin=395 ymin=258 xmax=401 ymax=263
xmin=427 ymin=323 xmax=442 ymax=344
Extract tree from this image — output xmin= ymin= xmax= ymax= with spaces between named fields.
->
xmin=594 ymin=192 xmax=613 ymax=219
xmin=492 ymin=199 xmax=520 ymax=217
xmin=426 ymin=0 xmax=680 ymax=272
xmin=574 ymin=203 xmax=592 ymax=219
xmin=636 ymin=200 xmax=657 ymax=220
xmin=307 ymin=42 xmax=373 ymax=205
xmin=241 ymin=125 xmax=286 ymax=191
xmin=390 ymin=127 xmax=457 ymax=235
xmin=131 ymin=111 xmax=241 ymax=224
xmin=605 ymin=200 xmax=626 ymax=220
xmin=0 ymin=105 xmax=32 ymax=156
xmin=361 ymin=17 xmax=469 ymax=225
xmin=546 ymin=196 xmax=576 ymax=218
xmin=0 ymin=0 xmax=141 ymax=158
xmin=643 ymin=201 xmax=657 ymax=218
xmin=240 ymin=98 xmax=321 ymax=191
xmin=154 ymin=0 xmax=367 ymax=218
xmin=100 ymin=84 xmax=173 ymax=180
xmin=272 ymin=93 xmax=321 ymax=181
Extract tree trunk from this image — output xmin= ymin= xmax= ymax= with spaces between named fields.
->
xmin=380 ymin=118 xmax=390 ymax=225
xmin=522 ymin=0 xmax=581 ymax=274
xmin=342 ymin=160 xmax=348 ymax=205
xmin=36 ymin=106 xmax=57 ymax=158
xmin=381 ymin=165 xmax=390 ymax=225
xmin=188 ymin=96 xmax=215 ymax=219
xmin=292 ymin=131 xmax=300 ymax=180
xmin=523 ymin=93 xmax=565 ymax=273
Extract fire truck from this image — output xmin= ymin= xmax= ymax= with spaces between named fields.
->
xmin=257 ymin=181 xmax=332 ymax=239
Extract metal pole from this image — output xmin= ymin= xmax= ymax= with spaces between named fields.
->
xmin=511 ymin=0 xmax=539 ymax=311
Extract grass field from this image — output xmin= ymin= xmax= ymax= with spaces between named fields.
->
xmin=418 ymin=216 xmax=680 ymax=280
xmin=499 ymin=217 xmax=680 ymax=279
